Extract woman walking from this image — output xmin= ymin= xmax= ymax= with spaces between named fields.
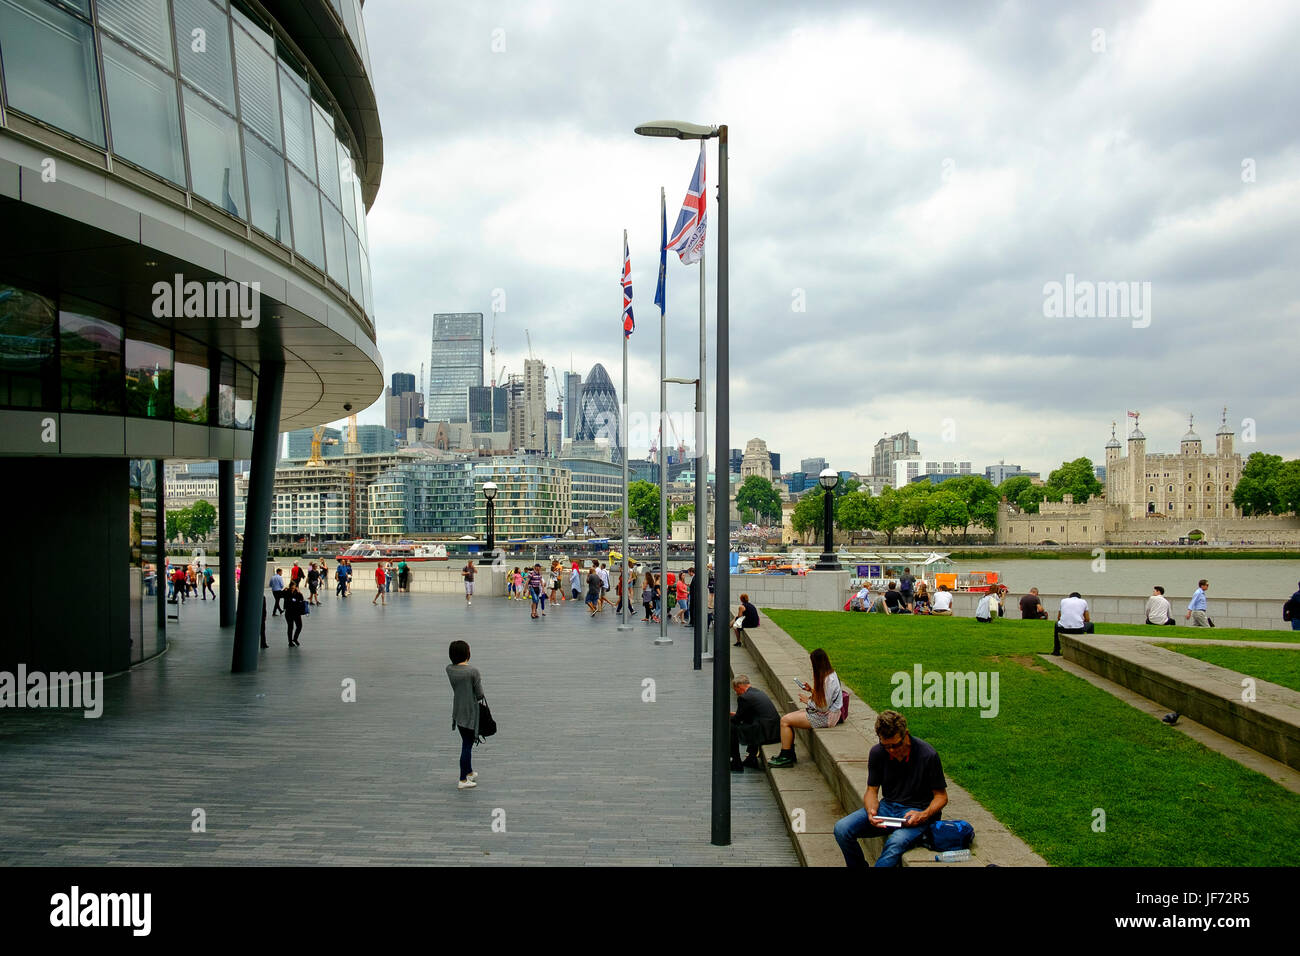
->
xmin=284 ymin=580 xmax=306 ymax=646
xmin=642 ymin=572 xmax=658 ymax=624
xmin=445 ymin=640 xmax=484 ymax=790
xmin=586 ymin=563 xmax=602 ymax=616
xmin=769 ymin=648 xmax=842 ymax=768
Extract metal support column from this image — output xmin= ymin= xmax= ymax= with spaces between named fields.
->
xmin=219 ymin=459 xmax=236 ymax=627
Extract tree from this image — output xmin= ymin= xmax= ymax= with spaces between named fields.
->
xmin=873 ymin=488 xmax=904 ymax=544
xmin=1015 ymin=484 xmax=1047 ymax=514
xmin=1233 ymin=452 xmax=1284 ymax=515
xmin=165 ymin=509 xmax=191 ymax=543
xmin=835 ymin=491 xmax=878 ymax=535
xmin=894 ymin=483 xmax=933 ymax=542
xmin=626 ymin=481 xmax=661 ymax=535
xmin=671 ymin=503 xmax=694 ymax=523
xmin=188 ymin=499 xmax=218 ymax=540
xmin=791 ymin=488 xmax=828 ymax=542
xmin=926 ymin=490 xmax=970 ymax=540
xmin=1275 ymin=460 xmax=1300 ymax=516
xmin=998 ymin=475 xmax=1035 ymax=504
xmin=941 ymin=475 xmax=999 ymax=539
xmin=834 ymin=477 xmax=861 ymax=498
xmin=736 ymin=475 xmax=782 ymax=525
xmin=1046 ymin=457 xmax=1103 ymax=503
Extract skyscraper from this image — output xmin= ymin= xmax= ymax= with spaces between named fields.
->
xmin=564 ymin=370 xmax=583 ymax=439
xmin=575 ymin=363 xmax=620 ymax=460
xmin=872 ymin=432 xmax=921 ymax=478
xmin=385 ymin=371 xmax=423 ymax=434
xmin=523 ymin=358 xmax=547 ymax=454
xmin=429 ymin=313 xmax=483 ymax=422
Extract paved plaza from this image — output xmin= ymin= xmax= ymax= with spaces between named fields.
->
xmin=0 ymin=586 xmax=797 ymax=866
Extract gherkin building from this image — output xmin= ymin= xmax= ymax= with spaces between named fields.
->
xmin=575 ymin=363 xmax=621 ymax=459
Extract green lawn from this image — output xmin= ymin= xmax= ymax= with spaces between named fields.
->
xmin=1155 ymin=643 xmax=1300 ymax=694
xmin=1093 ymin=621 xmax=1298 ymax=642
xmin=765 ymin=609 xmax=1300 ymax=866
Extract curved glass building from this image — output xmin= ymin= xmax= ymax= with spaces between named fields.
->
xmin=0 ymin=0 xmax=383 ymax=673
xmin=575 ymin=362 xmax=620 ymax=458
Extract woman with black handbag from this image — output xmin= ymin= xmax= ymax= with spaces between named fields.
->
xmin=446 ymin=640 xmax=492 ymax=789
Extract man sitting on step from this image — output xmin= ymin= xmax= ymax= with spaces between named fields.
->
xmin=729 ymin=675 xmax=780 ymax=772
xmin=832 ymin=710 xmax=948 ymax=868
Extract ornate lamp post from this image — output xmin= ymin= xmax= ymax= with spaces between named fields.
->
xmin=480 ymin=481 xmax=498 ymax=565
xmin=815 ymin=468 xmax=841 ymax=570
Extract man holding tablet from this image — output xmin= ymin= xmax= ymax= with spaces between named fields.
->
xmin=832 ymin=710 xmax=948 ymax=868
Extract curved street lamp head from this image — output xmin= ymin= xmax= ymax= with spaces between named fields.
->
xmin=483 ymin=481 xmax=498 ymax=500
xmin=819 ymin=468 xmax=839 ymax=491
xmin=634 ymin=120 xmax=718 ymax=140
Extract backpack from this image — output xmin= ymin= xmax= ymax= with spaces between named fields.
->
xmin=923 ymin=820 xmax=974 ymax=851
xmin=840 ymin=690 xmax=850 ymax=722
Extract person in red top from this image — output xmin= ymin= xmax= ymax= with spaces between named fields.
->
xmin=372 ymin=564 xmax=387 ymax=606
xmin=291 ymin=562 xmax=302 ymax=585
xmin=675 ymin=575 xmax=689 ymax=625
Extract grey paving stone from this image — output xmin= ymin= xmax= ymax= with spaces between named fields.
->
xmin=0 ymin=590 xmax=797 ymax=867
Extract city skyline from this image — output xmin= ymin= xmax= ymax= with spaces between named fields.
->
xmin=333 ymin=0 xmax=1300 ymax=478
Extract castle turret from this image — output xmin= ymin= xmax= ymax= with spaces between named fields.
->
xmin=1104 ymin=421 xmax=1121 ymax=501
xmin=1128 ymin=415 xmax=1146 ymax=516
xmin=1180 ymin=413 xmax=1202 ymax=456
xmin=1216 ymin=406 xmax=1233 ymax=458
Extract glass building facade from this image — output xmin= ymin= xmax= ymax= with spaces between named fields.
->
xmin=428 ymin=313 xmax=482 ymax=423
xmin=467 ymin=384 xmax=507 ymax=434
xmin=369 ymin=460 xmax=477 ymax=537
xmin=0 ymin=0 xmax=376 ymax=321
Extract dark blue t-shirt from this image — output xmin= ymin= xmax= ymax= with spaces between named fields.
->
xmin=866 ymin=735 xmax=947 ymax=809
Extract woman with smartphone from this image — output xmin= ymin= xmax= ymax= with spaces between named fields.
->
xmin=768 ymin=647 xmax=842 ymax=768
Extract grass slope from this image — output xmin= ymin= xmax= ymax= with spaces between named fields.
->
xmin=765 ymin=609 xmax=1300 ymax=866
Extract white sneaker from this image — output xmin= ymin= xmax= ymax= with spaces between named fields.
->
xmin=467 ymin=771 xmax=478 ymax=781
xmin=457 ymin=779 xmax=477 ymax=789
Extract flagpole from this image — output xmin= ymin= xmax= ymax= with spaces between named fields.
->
xmin=619 ymin=230 xmax=632 ymax=632
xmin=657 ymin=187 xmax=670 ymax=646
xmin=696 ymin=245 xmax=708 ymax=667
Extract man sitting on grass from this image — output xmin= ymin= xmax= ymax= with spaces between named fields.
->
xmin=931 ymin=584 xmax=953 ymax=616
xmin=1145 ymin=586 xmax=1176 ymax=626
xmin=832 ymin=710 xmax=948 ymax=868
xmin=1053 ymin=591 xmax=1094 ymax=655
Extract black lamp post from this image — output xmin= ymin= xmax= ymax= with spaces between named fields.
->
xmin=815 ymin=468 xmax=841 ymax=570
xmin=479 ymin=481 xmax=497 ymax=565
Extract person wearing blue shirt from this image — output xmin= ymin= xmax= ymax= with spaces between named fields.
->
xmin=269 ymin=569 xmax=285 ymax=615
xmin=1185 ymin=579 xmax=1210 ymax=626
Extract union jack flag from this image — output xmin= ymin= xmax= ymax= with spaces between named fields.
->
xmin=667 ymin=142 xmax=707 ymax=264
xmin=622 ymin=235 xmax=634 ymax=337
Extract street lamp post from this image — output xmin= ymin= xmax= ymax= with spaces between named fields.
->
xmin=480 ymin=481 xmax=497 ymax=566
xmin=815 ymin=468 xmax=841 ymax=570
xmin=635 ymin=118 xmax=729 ymax=847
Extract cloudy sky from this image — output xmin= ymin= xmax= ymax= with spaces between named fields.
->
xmin=348 ymin=0 xmax=1300 ymax=478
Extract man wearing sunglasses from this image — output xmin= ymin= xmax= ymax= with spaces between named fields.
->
xmin=832 ymin=710 xmax=948 ymax=867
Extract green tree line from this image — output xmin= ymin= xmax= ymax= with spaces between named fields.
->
xmin=166 ymin=499 xmax=217 ymax=543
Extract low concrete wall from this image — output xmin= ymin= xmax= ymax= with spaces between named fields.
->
xmin=731 ymin=571 xmax=850 ymax=611
xmin=948 ymin=591 xmax=1292 ymax=632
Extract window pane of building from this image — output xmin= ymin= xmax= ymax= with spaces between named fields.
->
xmin=124 ymin=317 xmax=172 ymax=418
xmin=97 ymin=0 xmax=173 ymax=68
xmin=173 ymin=335 xmax=208 ymax=423
xmin=231 ymin=2 xmax=272 ymax=52
xmin=0 ymin=0 xmax=106 ymax=145
xmin=312 ymin=104 xmax=340 ymax=206
xmin=174 ymin=0 xmax=235 ymax=111
xmin=183 ymin=89 xmax=245 ymax=217
xmin=60 ymin=300 xmax=123 ymax=413
xmin=234 ymin=361 xmax=253 ymax=429
xmin=345 ymin=224 xmax=361 ymax=299
xmin=103 ymin=39 xmax=186 ymax=185
xmin=321 ymin=198 xmax=347 ymax=289
xmin=0 ymin=282 xmax=57 ymax=409
xmin=278 ymin=66 xmax=315 ymax=178
xmin=218 ymin=355 xmax=235 ymax=425
xmin=338 ymin=143 xmax=357 ymax=231
xmin=288 ymin=168 xmax=324 ymax=268
xmin=243 ymin=127 xmax=289 ymax=242
xmin=360 ymin=246 xmax=374 ymax=317
xmin=233 ymin=23 xmax=280 ymax=147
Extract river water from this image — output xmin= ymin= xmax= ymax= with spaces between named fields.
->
xmin=964 ymin=558 xmax=1300 ymax=600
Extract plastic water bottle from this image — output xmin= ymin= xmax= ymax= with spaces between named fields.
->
xmin=935 ymin=849 xmax=971 ymax=862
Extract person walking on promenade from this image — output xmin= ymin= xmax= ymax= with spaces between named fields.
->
xmin=599 ymin=562 xmax=616 ymax=611
xmin=446 ymin=640 xmax=485 ymax=790
xmin=899 ymin=567 xmax=916 ymax=609
xmin=398 ymin=559 xmax=409 ymax=591
xmin=642 ymin=573 xmax=658 ymax=623
xmin=335 ymin=561 xmax=346 ymax=598
xmin=384 ymin=561 xmax=394 ymax=594
xmin=270 ymin=567 xmax=285 ymax=615
xmin=317 ymin=560 xmax=326 ymax=599
xmin=235 ymin=564 xmax=242 ymax=590
xmin=769 ymin=648 xmax=843 ymax=768
xmin=513 ymin=567 xmax=524 ymax=601
xmin=1284 ymin=580 xmax=1300 ymax=631
xmin=307 ymin=562 xmax=321 ymax=606
xmin=284 ymin=580 xmax=306 ymax=646
xmin=372 ymin=564 xmax=387 ymax=606
xmin=586 ymin=563 xmax=602 ymax=616
xmin=674 ymin=573 xmax=690 ymax=626
xmin=528 ymin=564 xmax=546 ymax=619
xmin=570 ymin=561 xmax=582 ymax=601
xmin=1186 ymin=579 xmax=1211 ymax=626
xmin=202 ymin=565 xmax=216 ymax=600
xmin=462 ymin=560 xmax=476 ymax=606
xmin=342 ymin=559 xmax=353 ymax=597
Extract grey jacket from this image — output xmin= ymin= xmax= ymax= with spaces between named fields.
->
xmin=446 ymin=663 xmax=484 ymax=734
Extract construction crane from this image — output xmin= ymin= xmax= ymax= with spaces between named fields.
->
xmin=525 ymin=328 xmax=534 ymax=360
xmin=306 ymin=425 xmax=338 ymax=467
xmin=489 ymin=312 xmax=498 ymax=388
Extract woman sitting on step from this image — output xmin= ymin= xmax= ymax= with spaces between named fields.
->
xmin=769 ymin=648 xmax=842 ymax=768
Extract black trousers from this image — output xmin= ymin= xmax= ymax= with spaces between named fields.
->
xmin=730 ymin=720 xmax=772 ymax=762
xmin=286 ymin=614 xmax=302 ymax=643
xmin=1053 ymin=623 xmax=1093 ymax=654
xmin=272 ymin=589 xmax=284 ymax=614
